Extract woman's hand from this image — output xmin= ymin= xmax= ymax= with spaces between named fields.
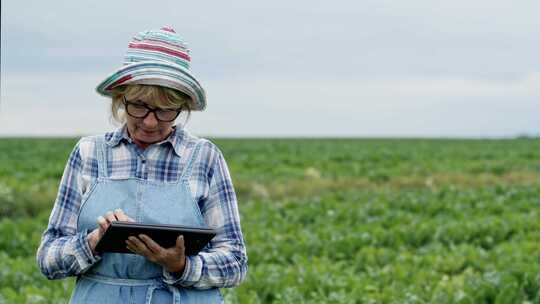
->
xmin=87 ymin=209 xmax=135 ymax=255
xmin=126 ymin=234 xmax=187 ymax=274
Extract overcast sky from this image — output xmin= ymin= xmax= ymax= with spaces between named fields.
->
xmin=1 ymin=0 xmax=539 ymax=137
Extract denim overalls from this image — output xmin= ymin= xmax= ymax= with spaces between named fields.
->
xmin=70 ymin=136 xmax=223 ymax=303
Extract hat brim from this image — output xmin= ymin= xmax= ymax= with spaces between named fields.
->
xmin=96 ymin=61 xmax=206 ymax=111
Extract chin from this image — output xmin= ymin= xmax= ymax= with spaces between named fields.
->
xmin=134 ymin=131 xmax=156 ymax=141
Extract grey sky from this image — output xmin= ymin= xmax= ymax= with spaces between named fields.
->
xmin=1 ymin=0 xmax=539 ymax=137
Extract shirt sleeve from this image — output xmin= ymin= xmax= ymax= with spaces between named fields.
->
xmin=163 ymin=142 xmax=248 ymax=288
xmin=36 ymin=138 xmax=101 ymax=280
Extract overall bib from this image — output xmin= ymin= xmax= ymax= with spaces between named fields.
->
xmin=70 ymin=136 xmax=223 ymax=304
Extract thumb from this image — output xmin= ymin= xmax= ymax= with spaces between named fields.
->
xmin=176 ymin=235 xmax=185 ymax=249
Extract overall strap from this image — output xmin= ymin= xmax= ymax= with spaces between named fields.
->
xmin=180 ymin=140 xmax=204 ymax=180
xmin=95 ymin=135 xmax=109 ymax=178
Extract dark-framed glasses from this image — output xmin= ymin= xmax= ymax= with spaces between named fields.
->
xmin=123 ymin=96 xmax=182 ymax=122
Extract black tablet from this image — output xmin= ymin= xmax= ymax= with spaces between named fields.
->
xmin=95 ymin=221 xmax=217 ymax=255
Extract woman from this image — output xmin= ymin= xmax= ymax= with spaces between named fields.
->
xmin=36 ymin=26 xmax=247 ymax=303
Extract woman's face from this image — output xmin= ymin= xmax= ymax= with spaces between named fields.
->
xmin=124 ymin=97 xmax=176 ymax=149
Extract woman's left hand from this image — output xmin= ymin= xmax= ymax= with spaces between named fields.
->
xmin=126 ymin=234 xmax=186 ymax=274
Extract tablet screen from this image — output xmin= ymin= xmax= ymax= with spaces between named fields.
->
xmin=95 ymin=221 xmax=217 ymax=255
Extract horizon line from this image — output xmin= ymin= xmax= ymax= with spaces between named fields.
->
xmin=0 ymin=133 xmax=538 ymax=140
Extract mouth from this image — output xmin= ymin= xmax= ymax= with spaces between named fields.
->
xmin=139 ymin=128 xmax=159 ymax=134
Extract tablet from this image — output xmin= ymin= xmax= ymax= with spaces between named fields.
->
xmin=95 ymin=221 xmax=217 ymax=255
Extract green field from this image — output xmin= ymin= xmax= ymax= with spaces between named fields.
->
xmin=1 ymin=137 xmax=540 ymax=303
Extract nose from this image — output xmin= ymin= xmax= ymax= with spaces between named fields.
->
xmin=142 ymin=111 xmax=159 ymax=127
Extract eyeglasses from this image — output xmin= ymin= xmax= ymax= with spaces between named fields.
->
xmin=123 ymin=96 xmax=182 ymax=122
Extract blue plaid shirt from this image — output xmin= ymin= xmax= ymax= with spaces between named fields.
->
xmin=36 ymin=125 xmax=247 ymax=289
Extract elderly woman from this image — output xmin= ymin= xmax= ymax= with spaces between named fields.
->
xmin=36 ymin=26 xmax=247 ymax=303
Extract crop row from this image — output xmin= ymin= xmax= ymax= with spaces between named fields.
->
xmin=2 ymin=185 xmax=539 ymax=303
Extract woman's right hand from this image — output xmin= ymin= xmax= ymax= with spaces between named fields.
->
xmin=87 ymin=209 xmax=135 ymax=255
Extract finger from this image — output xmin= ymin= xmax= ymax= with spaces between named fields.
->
xmin=114 ymin=209 xmax=130 ymax=222
xmin=104 ymin=210 xmax=117 ymax=223
xmin=125 ymin=240 xmax=138 ymax=254
xmin=96 ymin=216 xmax=109 ymax=233
xmin=127 ymin=236 xmax=151 ymax=255
xmin=124 ymin=213 xmax=136 ymax=222
xmin=126 ymin=240 xmax=142 ymax=255
xmin=139 ymin=234 xmax=163 ymax=253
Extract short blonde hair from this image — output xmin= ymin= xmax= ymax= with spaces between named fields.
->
xmin=109 ymin=85 xmax=193 ymax=123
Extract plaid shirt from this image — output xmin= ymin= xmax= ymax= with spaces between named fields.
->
xmin=36 ymin=125 xmax=247 ymax=289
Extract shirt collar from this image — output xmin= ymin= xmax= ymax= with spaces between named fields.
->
xmin=166 ymin=125 xmax=187 ymax=157
xmin=106 ymin=125 xmax=128 ymax=147
xmin=105 ymin=124 xmax=186 ymax=157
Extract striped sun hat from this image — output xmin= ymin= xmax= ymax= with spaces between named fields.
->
xmin=96 ymin=26 xmax=206 ymax=111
